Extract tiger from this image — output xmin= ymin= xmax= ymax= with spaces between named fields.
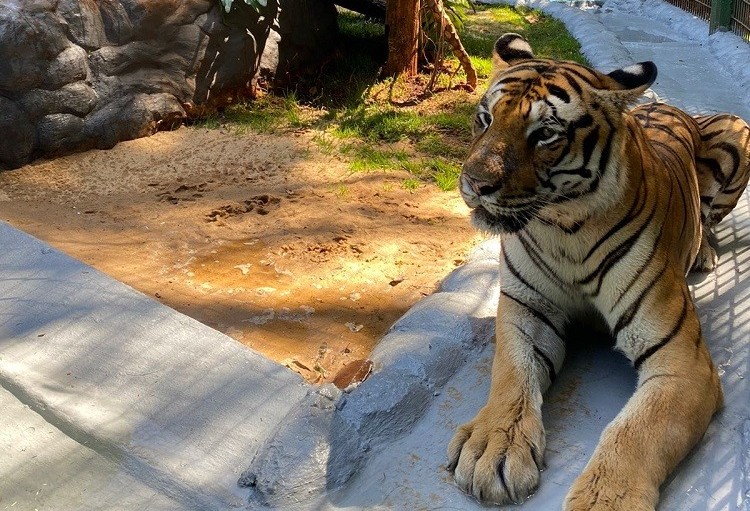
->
xmin=446 ymin=33 xmax=750 ymax=510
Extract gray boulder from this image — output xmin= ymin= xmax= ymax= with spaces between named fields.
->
xmin=0 ymin=0 xmax=339 ymax=169
xmin=0 ymin=97 xmax=36 ymax=169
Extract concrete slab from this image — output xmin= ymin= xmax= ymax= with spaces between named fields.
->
xmin=0 ymin=386 xmax=184 ymax=511
xmin=622 ymin=40 xmax=749 ymax=115
xmin=596 ymin=0 xmax=750 ymax=102
xmin=590 ymin=11 xmax=750 ymax=119
xmin=0 ymin=223 xmax=309 ymax=510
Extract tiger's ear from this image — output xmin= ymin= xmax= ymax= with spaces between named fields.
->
xmin=492 ymin=33 xmax=534 ymax=71
xmin=598 ymin=62 xmax=657 ymax=105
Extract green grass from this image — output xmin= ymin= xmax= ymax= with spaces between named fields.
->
xmin=401 ymin=177 xmax=421 ymax=191
xmin=459 ymin=5 xmax=588 ymax=80
xmin=348 ymin=145 xmax=409 ymax=172
xmin=336 ymin=108 xmax=426 ymax=142
xmin=312 ymin=133 xmax=336 ymax=154
xmin=416 ymin=134 xmax=466 ymax=160
xmin=220 ymin=95 xmax=308 ymax=135
xmin=430 ymin=159 xmax=462 ymax=192
xmin=426 ymin=105 xmax=475 ymax=133
xmin=191 ymin=114 xmax=221 ymax=130
xmin=337 ymin=10 xmax=385 ymax=39
xmin=194 ymin=5 xmax=586 ymax=191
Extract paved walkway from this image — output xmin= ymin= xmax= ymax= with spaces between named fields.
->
xmin=1 ymin=1 xmax=749 ymax=510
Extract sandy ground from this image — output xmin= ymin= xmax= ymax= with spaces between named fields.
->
xmin=0 ymin=126 xmax=481 ymax=385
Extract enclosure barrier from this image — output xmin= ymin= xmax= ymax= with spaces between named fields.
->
xmin=730 ymin=0 xmax=750 ymax=40
xmin=665 ymin=0 xmax=750 ymax=40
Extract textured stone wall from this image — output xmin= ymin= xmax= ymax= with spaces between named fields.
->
xmin=0 ymin=0 xmax=337 ymax=169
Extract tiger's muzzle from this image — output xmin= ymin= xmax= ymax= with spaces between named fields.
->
xmin=459 ymin=172 xmax=503 ymax=207
xmin=460 ymin=172 xmax=538 ymax=234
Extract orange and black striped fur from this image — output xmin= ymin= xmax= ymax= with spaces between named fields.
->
xmin=447 ymin=34 xmax=750 ymax=510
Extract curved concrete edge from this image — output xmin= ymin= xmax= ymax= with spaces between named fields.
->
xmin=241 ymin=239 xmax=501 ymax=508
xmin=484 ymin=0 xmax=636 ymax=71
xmin=605 ymin=0 xmax=750 ymax=105
xmin=0 ymin=221 xmax=310 ymax=510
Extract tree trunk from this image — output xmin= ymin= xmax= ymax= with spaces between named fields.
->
xmin=382 ymin=0 xmax=420 ymax=78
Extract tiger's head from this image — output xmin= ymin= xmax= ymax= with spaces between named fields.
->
xmin=460 ymin=33 xmax=657 ymax=234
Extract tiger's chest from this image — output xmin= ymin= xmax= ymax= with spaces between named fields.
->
xmin=499 ymin=219 xmax=663 ymax=316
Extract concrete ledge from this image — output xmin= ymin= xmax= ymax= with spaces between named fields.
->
xmin=605 ymin=0 xmax=750 ymax=102
xmin=0 ymin=221 xmax=309 ymax=510
xmin=0 ymin=386 xmax=185 ymax=511
xmin=242 ymin=240 xmax=501 ymax=508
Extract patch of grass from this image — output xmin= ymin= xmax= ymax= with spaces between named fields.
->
xmin=191 ymin=114 xmax=222 ymax=130
xmin=460 ymin=5 xmax=588 ymax=66
xmin=283 ymin=93 xmax=304 ymax=128
xmin=337 ymin=108 xmax=426 ymax=142
xmin=349 ymin=145 xmax=409 ymax=172
xmin=425 ymin=106 xmax=473 ymax=134
xmin=427 ymin=158 xmax=462 ymax=191
xmin=221 ymin=93 xmax=318 ymax=135
xmin=402 ymin=178 xmax=421 ymax=191
xmin=469 ymin=55 xmax=494 ymax=80
xmin=337 ymin=10 xmax=385 ymax=39
xmin=517 ymin=8 xmax=587 ymax=64
xmin=193 ymin=6 xmax=587 ymax=192
xmin=334 ymin=183 xmax=350 ymax=199
xmin=400 ymin=157 xmax=462 ymax=192
xmin=415 ymin=134 xmax=466 ymax=160
xmin=312 ymin=133 xmax=336 ymax=155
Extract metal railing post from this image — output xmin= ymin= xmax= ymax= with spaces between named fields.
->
xmin=710 ymin=0 xmax=735 ymax=32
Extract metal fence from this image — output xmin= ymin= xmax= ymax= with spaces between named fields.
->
xmin=732 ymin=0 xmax=750 ymax=40
xmin=666 ymin=0 xmax=711 ymax=20
xmin=664 ymin=0 xmax=750 ymax=40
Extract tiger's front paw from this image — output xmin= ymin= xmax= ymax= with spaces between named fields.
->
xmin=447 ymin=405 xmax=545 ymax=505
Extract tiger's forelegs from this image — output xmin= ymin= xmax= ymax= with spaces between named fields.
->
xmin=447 ymin=293 xmax=564 ymax=505
xmin=564 ymin=304 xmax=722 ymax=511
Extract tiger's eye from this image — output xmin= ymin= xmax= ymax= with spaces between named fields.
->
xmin=529 ymin=125 xmax=560 ymax=147
xmin=539 ymin=127 xmax=557 ymax=140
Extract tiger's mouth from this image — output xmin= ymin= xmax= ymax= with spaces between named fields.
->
xmin=471 ymin=204 xmax=538 ymax=234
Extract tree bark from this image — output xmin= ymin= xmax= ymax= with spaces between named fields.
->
xmin=382 ymin=0 xmax=420 ymax=78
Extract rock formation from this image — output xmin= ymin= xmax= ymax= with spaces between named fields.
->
xmin=0 ymin=0 xmax=337 ymax=169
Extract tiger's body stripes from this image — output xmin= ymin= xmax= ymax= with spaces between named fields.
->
xmin=447 ymin=33 xmax=750 ymax=510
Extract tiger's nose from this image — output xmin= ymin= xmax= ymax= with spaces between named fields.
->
xmin=459 ymin=172 xmax=503 ymax=209
xmin=460 ymin=172 xmax=503 ymax=197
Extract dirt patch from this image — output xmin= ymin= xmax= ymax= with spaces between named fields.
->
xmin=0 ymin=126 xmax=481 ymax=383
